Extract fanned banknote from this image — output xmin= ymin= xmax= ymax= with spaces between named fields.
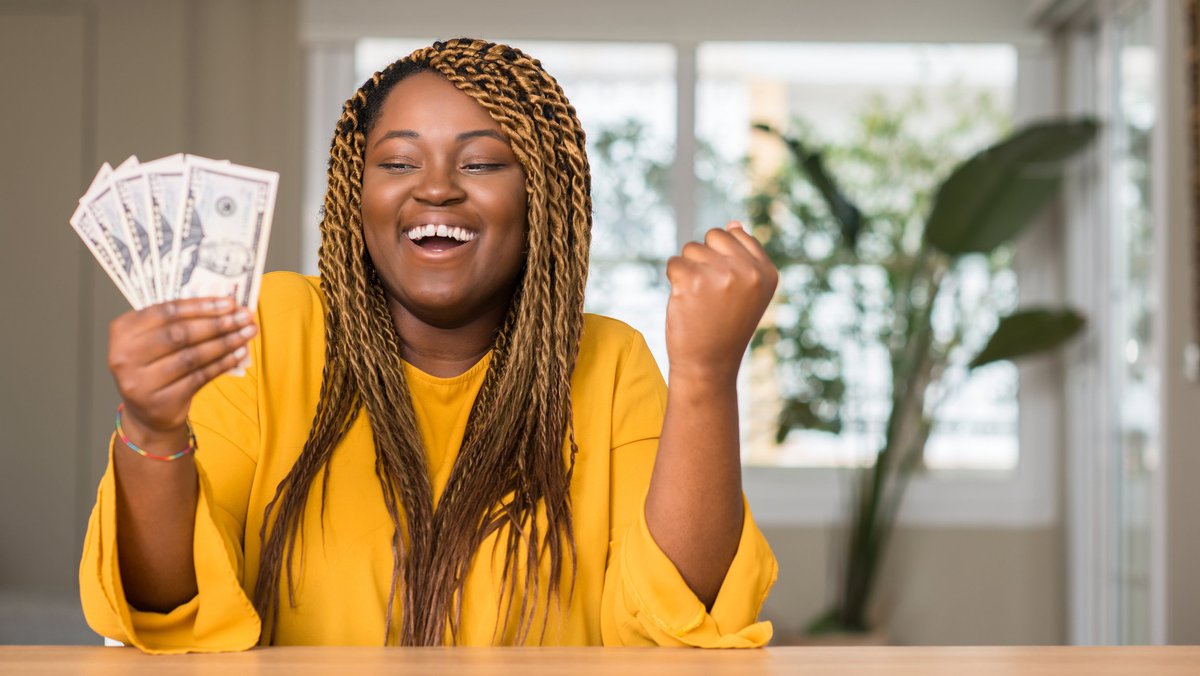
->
xmin=174 ymin=157 xmax=276 ymax=310
xmin=68 ymin=203 xmax=142 ymax=309
xmin=112 ymin=157 xmax=162 ymax=303
xmin=79 ymin=163 xmax=149 ymax=306
xmin=141 ymin=154 xmax=187 ymax=302
xmin=70 ymin=154 xmax=278 ymax=313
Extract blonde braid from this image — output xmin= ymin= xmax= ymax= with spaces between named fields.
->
xmin=253 ymin=39 xmax=592 ymax=647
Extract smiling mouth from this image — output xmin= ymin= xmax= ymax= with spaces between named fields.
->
xmin=405 ymin=224 xmax=476 ymax=253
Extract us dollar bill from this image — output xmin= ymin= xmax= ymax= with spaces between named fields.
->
xmin=142 ymin=154 xmax=187 ymax=303
xmin=111 ymin=156 xmax=157 ymax=303
xmin=69 ymin=203 xmax=143 ymax=309
xmin=113 ymin=159 xmax=163 ymax=303
xmin=175 ymin=156 xmax=278 ymax=311
xmin=80 ymin=163 xmax=149 ymax=307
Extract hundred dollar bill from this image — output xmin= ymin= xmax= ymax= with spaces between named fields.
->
xmin=80 ymin=163 xmax=149 ymax=306
xmin=69 ymin=203 xmax=143 ymax=309
xmin=113 ymin=159 xmax=163 ymax=303
xmin=175 ymin=156 xmax=277 ymax=312
xmin=142 ymin=154 xmax=186 ymax=302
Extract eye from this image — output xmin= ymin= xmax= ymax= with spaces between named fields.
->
xmin=379 ymin=161 xmax=417 ymax=172
xmin=462 ymin=162 xmax=507 ymax=173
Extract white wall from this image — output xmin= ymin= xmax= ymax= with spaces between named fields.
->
xmin=300 ymin=0 xmax=1047 ymax=46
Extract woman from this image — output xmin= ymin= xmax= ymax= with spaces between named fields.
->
xmin=80 ymin=39 xmax=778 ymax=653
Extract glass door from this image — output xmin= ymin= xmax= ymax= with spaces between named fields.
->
xmin=1108 ymin=0 xmax=1159 ymax=645
xmin=1059 ymin=0 xmax=1164 ymax=645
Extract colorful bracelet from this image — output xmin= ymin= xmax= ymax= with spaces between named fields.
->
xmin=115 ymin=403 xmax=196 ymax=461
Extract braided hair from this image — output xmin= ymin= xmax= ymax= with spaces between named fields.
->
xmin=252 ymin=38 xmax=592 ymax=646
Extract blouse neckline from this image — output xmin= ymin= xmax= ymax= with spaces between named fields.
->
xmin=401 ymin=351 xmax=493 ymax=387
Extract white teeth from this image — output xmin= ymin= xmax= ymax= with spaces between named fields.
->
xmin=407 ymin=224 xmax=477 ymax=243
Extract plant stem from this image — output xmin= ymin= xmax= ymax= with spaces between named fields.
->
xmin=834 ymin=252 xmax=945 ymax=630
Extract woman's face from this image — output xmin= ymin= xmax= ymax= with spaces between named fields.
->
xmin=361 ymin=71 xmax=528 ymax=329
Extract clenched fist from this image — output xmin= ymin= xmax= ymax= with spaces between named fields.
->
xmin=665 ymin=221 xmax=778 ymax=383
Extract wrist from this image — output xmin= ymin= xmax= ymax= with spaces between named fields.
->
xmin=117 ymin=404 xmax=192 ymax=455
xmin=667 ymin=363 xmax=739 ymax=391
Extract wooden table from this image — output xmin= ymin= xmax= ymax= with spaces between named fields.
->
xmin=1 ymin=646 xmax=1197 ymax=675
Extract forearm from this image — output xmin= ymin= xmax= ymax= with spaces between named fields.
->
xmin=113 ymin=421 xmax=199 ymax=612
xmin=644 ymin=370 xmax=744 ymax=608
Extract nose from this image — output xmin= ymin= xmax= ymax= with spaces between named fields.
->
xmin=411 ymin=161 xmax=466 ymax=206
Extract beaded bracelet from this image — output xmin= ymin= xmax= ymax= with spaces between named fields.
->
xmin=115 ymin=403 xmax=197 ymax=461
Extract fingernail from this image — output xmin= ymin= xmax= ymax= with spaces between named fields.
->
xmin=239 ymin=325 xmax=256 ymax=338
xmin=236 ymin=309 xmax=252 ymax=324
xmin=233 ymin=346 xmax=248 ymax=359
xmin=215 ymin=298 xmax=234 ymax=310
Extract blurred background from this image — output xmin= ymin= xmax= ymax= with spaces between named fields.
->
xmin=2 ymin=0 xmax=1199 ymax=646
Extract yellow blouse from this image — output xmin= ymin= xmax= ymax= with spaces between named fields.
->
xmin=79 ymin=272 xmax=777 ymax=653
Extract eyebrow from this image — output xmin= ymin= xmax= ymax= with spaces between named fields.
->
xmin=372 ymin=129 xmax=508 ymax=149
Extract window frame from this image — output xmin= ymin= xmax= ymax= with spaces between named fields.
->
xmin=300 ymin=3 xmax=1064 ymax=529
xmin=1038 ymin=0 xmax=1170 ymax=646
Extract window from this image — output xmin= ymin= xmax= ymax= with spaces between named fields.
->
xmin=695 ymin=43 xmax=1020 ymax=472
xmin=303 ymin=34 xmax=1058 ymax=526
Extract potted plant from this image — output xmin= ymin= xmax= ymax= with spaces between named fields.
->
xmin=749 ymin=104 xmax=1098 ymax=639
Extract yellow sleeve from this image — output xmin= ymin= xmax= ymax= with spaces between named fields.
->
xmin=599 ymin=331 xmax=778 ymax=648
xmin=78 ymin=336 xmax=263 ymax=654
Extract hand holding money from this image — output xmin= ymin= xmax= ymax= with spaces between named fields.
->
xmin=108 ymin=298 xmax=258 ymax=443
xmin=70 ymin=154 xmax=278 ymax=380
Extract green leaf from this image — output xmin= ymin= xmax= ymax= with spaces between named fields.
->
xmin=969 ymin=308 xmax=1086 ymax=369
xmin=925 ymin=119 xmax=1098 ymax=255
xmin=754 ymin=123 xmax=865 ymax=249
xmin=776 ymin=396 xmax=842 ymax=442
